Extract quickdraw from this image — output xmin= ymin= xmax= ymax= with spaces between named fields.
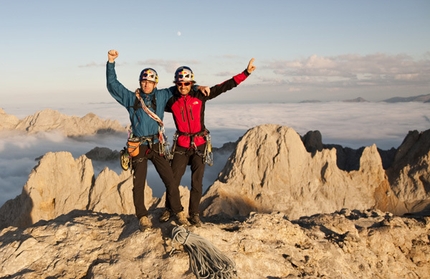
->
xmin=203 ymin=133 xmax=213 ymax=166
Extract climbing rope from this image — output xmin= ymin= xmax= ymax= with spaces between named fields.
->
xmin=170 ymin=226 xmax=236 ymax=279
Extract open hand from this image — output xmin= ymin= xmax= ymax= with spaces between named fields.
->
xmin=198 ymin=86 xmax=210 ymax=96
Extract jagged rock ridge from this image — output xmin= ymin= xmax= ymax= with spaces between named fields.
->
xmin=1 ymin=124 xmax=429 ymax=229
xmin=201 ymin=125 xmax=430 ymax=220
xmin=0 ymin=108 xmax=126 ymax=136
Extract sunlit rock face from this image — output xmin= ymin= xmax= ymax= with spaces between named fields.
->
xmin=1 ymin=124 xmax=429 ymax=229
xmin=201 ymin=124 xmax=430 ymax=220
xmin=1 ymin=108 xmax=126 ymax=136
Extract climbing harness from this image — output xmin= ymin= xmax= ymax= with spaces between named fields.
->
xmin=171 ymin=129 xmax=214 ymax=166
xmin=119 ymin=89 xmax=173 ymax=170
xmin=135 ymin=89 xmax=172 ymax=160
xmin=170 ymin=226 xmax=236 ymax=279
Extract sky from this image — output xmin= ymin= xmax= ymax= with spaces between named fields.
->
xmin=0 ymin=0 xmax=429 ymax=109
xmin=1 ymin=101 xmax=429 ymax=207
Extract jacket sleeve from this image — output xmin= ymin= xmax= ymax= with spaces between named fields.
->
xmin=206 ymin=70 xmax=250 ymax=100
xmin=156 ymin=86 xmax=176 ymax=110
xmin=106 ymin=62 xmax=134 ymax=107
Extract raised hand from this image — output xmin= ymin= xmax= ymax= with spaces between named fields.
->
xmin=108 ymin=50 xmax=119 ymax=63
xmin=247 ymin=58 xmax=256 ymax=73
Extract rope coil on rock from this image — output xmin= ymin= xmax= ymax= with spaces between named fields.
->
xmin=171 ymin=226 xmax=236 ymax=279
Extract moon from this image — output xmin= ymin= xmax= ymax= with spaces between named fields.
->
xmin=177 ymin=31 xmax=181 ymax=36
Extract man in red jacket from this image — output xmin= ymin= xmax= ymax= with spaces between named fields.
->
xmin=162 ymin=59 xmax=256 ymax=226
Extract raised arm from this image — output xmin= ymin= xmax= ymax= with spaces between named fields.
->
xmin=197 ymin=58 xmax=255 ymax=96
xmin=106 ymin=49 xmax=135 ymax=107
xmin=203 ymin=58 xmax=256 ymax=100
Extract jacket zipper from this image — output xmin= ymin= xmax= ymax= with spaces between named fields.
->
xmin=183 ymin=96 xmax=192 ymax=133
xmin=180 ymin=106 xmax=185 ymax=122
xmin=188 ymin=105 xmax=194 ymax=121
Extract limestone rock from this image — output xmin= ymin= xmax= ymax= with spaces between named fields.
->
xmin=0 ymin=209 xmax=428 ymax=278
xmin=85 ymin=146 xmax=120 ymax=161
xmin=0 ymin=152 xmax=93 ymax=228
xmin=2 ymin=124 xmax=429 ymax=231
xmin=0 ymin=108 xmax=20 ymax=130
xmin=201 ymin=124 xmax=430 ymax=220
xmin=0 ymin=152 xmax=157 ymax=229
xmin=388 ymin=129 xmax=430 ymax=212
xmin=1 ymin=108 xmax=126 ymax=136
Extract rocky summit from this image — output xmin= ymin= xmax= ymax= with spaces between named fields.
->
xmin=0 ymin=109 xmax=429 ymax=278
xmin=1 ymin=208 xmax=429 ymax=278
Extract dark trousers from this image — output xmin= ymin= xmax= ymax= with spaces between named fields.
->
xmin=132 ymin=143 xmax=183 ymax=219
xmin=168 ymin=144 xmax=206 ymax=216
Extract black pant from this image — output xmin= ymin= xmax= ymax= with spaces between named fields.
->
xmin=132 ymin=143 xmax=183 ymax=219
xmin=168 ymin=144 xmax=206 ymax=216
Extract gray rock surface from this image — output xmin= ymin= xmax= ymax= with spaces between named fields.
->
xmin=0 ymin=209 xmax=428 ymax=278
xmin=201 ymin=125 xmax=430 ymax=219
xmin=0 ymin=108 xmax=126 ymax=136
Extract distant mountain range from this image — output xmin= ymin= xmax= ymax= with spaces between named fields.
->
xmin=343 ymin=97 xmax=368 ymax=103
xmin=382 ymin=94 xmax=430 ymax=103
xmin=299 ymin=93 xmax=430 ymax=103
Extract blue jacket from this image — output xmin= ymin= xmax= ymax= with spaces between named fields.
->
xmin=106 ymin=62 xmax=175 ymax=142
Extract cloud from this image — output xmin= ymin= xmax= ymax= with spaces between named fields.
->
xmin=215 ymin=71 xmax=237 ymax=77
xmin=76 ymin=52 xmax=428 ymax=102
xmin=264 ymin=53 xmax=430 ymax=89
xmin=78 ymin=62 xmax=105 ymax=68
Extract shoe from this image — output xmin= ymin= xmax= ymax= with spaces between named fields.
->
xmin=188 ymin=213 xmax=202 ymax=227
xmin=175 ymin=211 xmax=190 ymax=226
xmin=159 ymin=209 xmax=171 ymax=222
xmin=139 ymin=216 xmax=151 ymax=231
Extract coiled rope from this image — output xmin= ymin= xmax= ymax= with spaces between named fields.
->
xmin=171 ymin=226 xmax=236 ymax=279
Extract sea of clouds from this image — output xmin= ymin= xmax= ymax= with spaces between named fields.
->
xmin=1 ymin=101 xmax=429 ymax=207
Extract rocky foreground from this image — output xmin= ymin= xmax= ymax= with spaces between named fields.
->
xmin=1 ymin=208 xmax=429 ymax=278
xmin=0 ymin=109 xmax=429 ymax=278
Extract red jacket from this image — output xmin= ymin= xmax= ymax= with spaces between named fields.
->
xmin=165 ymin=70 xmax=249 ymax=148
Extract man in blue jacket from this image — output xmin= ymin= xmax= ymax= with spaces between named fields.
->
xmin=106 ymin=49 xmax=202 ymax=231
